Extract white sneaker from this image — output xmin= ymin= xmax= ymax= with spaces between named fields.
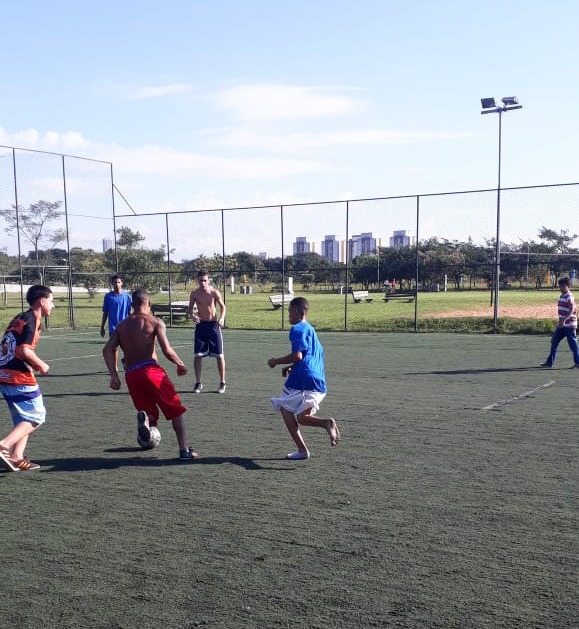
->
xmin=193 ymin=383 xmax=203 ymax=394
xmin=286 ymin=450 xmax=310 ymax=461
xmin=217 ymin=382 xmax=226 ymax=394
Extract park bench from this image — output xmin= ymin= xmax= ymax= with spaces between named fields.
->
xmin=351 ymin=290 xmax=373 ymax=303
xmin=269 ymin=294 xmax=294 ymax=309
xmin=151 ymin=301 xmax=190 ymax=321
xmin=383 ymin=291 xmax=416 ymax=303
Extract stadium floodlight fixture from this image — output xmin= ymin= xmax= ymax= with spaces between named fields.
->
xmin=480 ymin=94 xmax=523 ymax=331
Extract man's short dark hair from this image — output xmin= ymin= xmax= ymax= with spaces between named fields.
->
xmin=559 ymin=277 xmax=570 ymax=287
xmin=111 ymin=274 xmax=122 ymax=283
xmin=132 ymin=288 xmax=149 ymax=308
xmin=26 ymin=285 xmax=52 ymax=306
xmin=197 ymin=269 xmax=209 ymax=278
xmin=290 ymin=296 xmax=309 ymax=314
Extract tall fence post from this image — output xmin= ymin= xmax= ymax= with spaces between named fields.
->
xmin=414 ymin=195 xmax=420 ymax=332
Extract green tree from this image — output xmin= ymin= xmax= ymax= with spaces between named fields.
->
xmin=0 ymin=200 xmax=66 ymax=284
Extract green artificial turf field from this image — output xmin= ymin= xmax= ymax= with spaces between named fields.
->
xmin=1 ymin=329 xmax=577 ymax=628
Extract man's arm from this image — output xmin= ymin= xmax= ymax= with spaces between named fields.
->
xmin=19 ymin=346 xmax=49 ymax=374
xmin=215 ymin=290 xmax=226 ymax=326
xmin=155 ymin=320 xmax=187 ymax=376
xmin=100 ymin=312 xmax=108 ymax=337
xmin=267 ymin=350 xmax=302 ymax=368
xmin=188 ymin=292 xmax=200 ymax=323
xmin=103 ymin=330 xmax=122 ymax=389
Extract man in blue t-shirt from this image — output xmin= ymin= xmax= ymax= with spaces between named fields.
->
xmin=100 ymin=274 xmax=132 ymax=368
xmin=268 ymin=296 xmax=340 ymax=460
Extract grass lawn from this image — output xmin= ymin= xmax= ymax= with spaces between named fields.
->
xmin=0 ymin=287 xmax=558 ymax=333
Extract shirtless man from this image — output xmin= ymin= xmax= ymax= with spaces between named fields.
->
xmin=103 ymin=288 xmax=198 ymax=461
xmin=187 ymin=269 xmax=227 ymax=394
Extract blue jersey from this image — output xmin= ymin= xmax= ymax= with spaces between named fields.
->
xmin=285 ymin=320 xmax=327 ymax=393
xmin=103 ymin=291 xmax=132 ymax=334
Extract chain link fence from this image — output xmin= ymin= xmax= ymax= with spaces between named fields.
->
xmin=1 ymin=146 xmax=578 ymax=332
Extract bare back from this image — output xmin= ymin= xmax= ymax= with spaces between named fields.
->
xmin=115 ymin=313 xmax=161 ymax=368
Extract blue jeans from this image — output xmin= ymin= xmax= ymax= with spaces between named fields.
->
xmin=545 ymin=327 xmax=579 ymax=366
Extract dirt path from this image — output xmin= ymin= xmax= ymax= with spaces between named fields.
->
xmin=435 ymin=304 xmax=554 ymax=319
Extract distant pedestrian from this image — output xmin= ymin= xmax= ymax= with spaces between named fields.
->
xmin=267 ymin=296 xmax=340 ymax=460
xmin=539 ymin=276 xmax=579 ymax=368
xmin=0 ymin=285 xmax=54 ymax=472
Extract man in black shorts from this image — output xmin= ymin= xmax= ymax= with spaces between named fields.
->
xmin=187 ymin=270 xmax=227 ymax=393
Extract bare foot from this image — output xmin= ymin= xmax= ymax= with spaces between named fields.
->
xmin=326 ymin=418 xmax=340 ymax=447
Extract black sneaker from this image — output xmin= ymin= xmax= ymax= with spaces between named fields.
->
xmin=137 ymin=411 xmax=151 ymax=443
xmin=179 ymin=447 xmax=199 ymax=461
xmin=193 ymin=382 xmax=203 ymax=394
xmin=539 ymin=362 xmax=553 ymax=368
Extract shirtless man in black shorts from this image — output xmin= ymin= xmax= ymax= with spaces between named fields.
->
xmin=187 ymin=270 xmax=227 ymax=394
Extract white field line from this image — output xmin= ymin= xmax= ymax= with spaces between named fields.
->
xmin=482 ymin=381 xmax=556 ymax=410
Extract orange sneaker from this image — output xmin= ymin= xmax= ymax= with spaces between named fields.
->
xmin=13 ymin=457 xmax=41 ymax=471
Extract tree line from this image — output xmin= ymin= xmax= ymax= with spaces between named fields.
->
xmin=1 ymin=201 xmax=578 ymax=295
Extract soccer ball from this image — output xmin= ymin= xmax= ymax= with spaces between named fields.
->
xmin=137 ymin=426 xmax=162 ymax=450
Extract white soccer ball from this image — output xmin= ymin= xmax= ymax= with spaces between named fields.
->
xmin=137 ymin=426 xmax=162 ymax=450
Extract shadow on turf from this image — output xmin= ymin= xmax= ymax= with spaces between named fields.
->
xmin=35 ymin=452 xmax=290 ymax=472
xmin=407 ymin=366 xmax=544 ymax=375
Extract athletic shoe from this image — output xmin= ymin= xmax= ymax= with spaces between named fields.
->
xmin=179 ymin=447 xmax=199 ymax=461
xmin=193 ymin=383 xmax=203 ymax=394
xmin=13 ymin=457 xmax=40 ymax=471
xmin=217 ymin=382 xmax=227 ymax=394
xmin=137 ymin=411 xmax=151 ymax=443
xmin=538 ymin=362 xmax=553 ymax=368
xmin=570 ymin=364 xmax=579 ymax=369
xmin=286 ymin=450 xmax=310 ymax=461
xmin=0 ymin=447 xmax=19 ymax=472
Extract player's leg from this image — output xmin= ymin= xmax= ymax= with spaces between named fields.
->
xmin=545 ymin=327 xmax=564 ymax=365
xmin=281 ymin=407 xmax=309 ymax=459
xmin=297 ymin=408 xmax=340 ymax=447
xmin=216 ymin=357 xmax=226 ymax=392
xmin=564 ymin=328 xmax=579 ymax=365
xmin=193 ymin=356 xmax=203 ymax=392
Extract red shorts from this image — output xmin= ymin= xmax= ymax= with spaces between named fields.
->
xmin=125 ymin=364 xmax=186 ymax=421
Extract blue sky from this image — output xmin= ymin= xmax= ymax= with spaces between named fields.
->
xmin=1 ymin=0 xmax=578 ymax=256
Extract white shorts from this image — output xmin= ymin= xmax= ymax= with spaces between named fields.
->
xmin=271 ymin=387 xmax=326 ymax=416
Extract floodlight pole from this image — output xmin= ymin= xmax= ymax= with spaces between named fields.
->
xmin=481 ymin=97 xmax=522 ymax=332
xmin=493 ymin=110 xmax=502 ymax=332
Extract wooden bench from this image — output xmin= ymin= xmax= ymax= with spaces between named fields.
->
xmin=351 ymin=290 xmax=373 ymax=303
xmin=269 ymin=294 xmax=294 ymax=309
xmin=383 ymin=291 xmax=416 ymax=303
xmin=151 ymin=301 xmax=190 ymax=321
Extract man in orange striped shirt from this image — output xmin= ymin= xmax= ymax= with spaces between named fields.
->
xmin=0 ymin=285 xmax=54 ymax=471
xmin=540 ymin=277 xmax=579 ymax=368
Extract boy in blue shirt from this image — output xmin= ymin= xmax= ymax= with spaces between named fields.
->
xmin=100 ymin=274 xmax=132 ymax=369
xmin=268 ymin=297 xmax=340 ymax=460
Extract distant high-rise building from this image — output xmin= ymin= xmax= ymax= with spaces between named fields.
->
xmin=293 ymin=236 xmax=311 ymax=255
xmin=389 ymin=230 xmax=415 ymax=248
xmin=102 ymin=238 xmax=113 ymax=253
xmin=349 ymin=232 xmax=376 ymax=260
xmin=321 ymin=235 xmax=340 ymax=263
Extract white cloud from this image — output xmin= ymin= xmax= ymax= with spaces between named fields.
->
xmin=107 ymin=144 xmax=330 ymax=178
xmin=0 ymin=127 xmax=330 ymax=179
xmin=129 ymin=83 xmax=193 ymax=100
xmin=214 ymin=84 xmax=364 ymax=121
xmin=205 ymin=127 xmax=471 ymax=152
